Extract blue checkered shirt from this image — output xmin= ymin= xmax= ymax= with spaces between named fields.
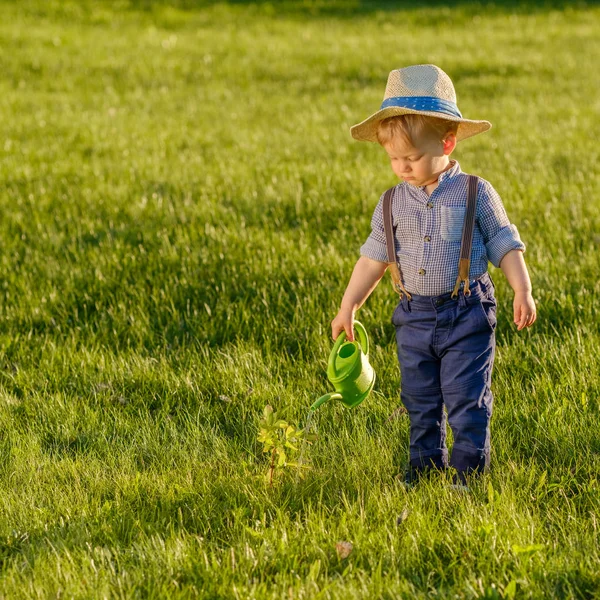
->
xmin=360 ymin=161 xmax=525 ymax=296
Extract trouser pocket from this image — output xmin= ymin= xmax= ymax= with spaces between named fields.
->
xmin=476 ymin=294 xmax=497 ymax=332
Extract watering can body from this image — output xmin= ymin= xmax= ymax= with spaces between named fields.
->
xmin=311 ymin=321 xmax=375 ymax=411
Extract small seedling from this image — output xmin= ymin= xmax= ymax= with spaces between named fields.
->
xmin=257 ymin=405 xmax=317 ymax=486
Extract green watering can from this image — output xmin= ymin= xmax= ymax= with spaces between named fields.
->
xmin=310 ymin=321 xmax=375 ymax=411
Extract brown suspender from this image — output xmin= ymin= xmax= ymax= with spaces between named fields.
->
xmin=451 ymin=175 xmax=479 ymax=298
xmin=382 ymin=187 xmax=412 ymax=300
xmin=382 ymin=174 xmax=479 ymax=300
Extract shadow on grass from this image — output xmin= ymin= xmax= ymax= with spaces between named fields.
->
xmin=128 ymin=0 xmax=599 ymax=16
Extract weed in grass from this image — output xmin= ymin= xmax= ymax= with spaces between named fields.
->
xmin=257 ymin=405 xmax=317 ymax=487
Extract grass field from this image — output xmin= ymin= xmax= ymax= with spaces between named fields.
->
xmin=0 ymin=0 xmax=599 ymax=597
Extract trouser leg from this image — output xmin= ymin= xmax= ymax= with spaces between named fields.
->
xmin=401 ymin=387 xmax=447 ymax=470
xmin=440 ymin=286 xmax=496 ymax=476
xmin=393 ymin=299 xmax=447 ymax=471
xmin=443 ymin=374 xmax=493 ymax=473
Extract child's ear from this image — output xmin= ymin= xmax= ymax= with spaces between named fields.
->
xmin=441 ymin=133 xmax=457 ymax=156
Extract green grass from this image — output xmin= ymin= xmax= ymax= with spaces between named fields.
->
xmin=0 ymin=0 xmax=599 ymax=597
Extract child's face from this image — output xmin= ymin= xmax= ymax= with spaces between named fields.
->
xmin=383 ymin=133 xmax=454 ymax=188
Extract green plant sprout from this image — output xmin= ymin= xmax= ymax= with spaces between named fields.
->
xmin=257 ymin=405 xmax=317 ymax=486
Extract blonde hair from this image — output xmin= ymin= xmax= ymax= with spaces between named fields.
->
xmin=376 ymin=114 xmax=459 ymax=147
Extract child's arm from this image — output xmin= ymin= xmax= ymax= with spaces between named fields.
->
xmin=499 ymin=249 xmax=537 ymax=331
xmin=331 ymin=256 xmax=388 ymax=341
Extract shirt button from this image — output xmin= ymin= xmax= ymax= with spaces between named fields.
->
xmin=427 ymin=202 xmax=433 ymax=209
xmin=418 ymin=268 xmax=426 ymax=275
xmin=424 ymin=235 xmax=431 ymax=242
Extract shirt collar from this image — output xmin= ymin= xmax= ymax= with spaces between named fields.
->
xmin=437 ymin=160 xmax=461 ymax=186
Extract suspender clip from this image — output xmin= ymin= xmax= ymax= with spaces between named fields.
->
xmin=389 ymin=263 xmax=412 ymax=301
xmin=451 ymin=276 xmax=471 ymax=299
xmin=451 ymin=258 xmax=472 ymax=299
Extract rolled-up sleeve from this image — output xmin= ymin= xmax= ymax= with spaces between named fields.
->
xmin=359 ymin=193 xmax=389 ymax=263
xmin=477 ymin=181 xmax=525 ymax=268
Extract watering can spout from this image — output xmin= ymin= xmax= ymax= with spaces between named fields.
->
xmin=310 ymin=392 xmax=343 ymax=412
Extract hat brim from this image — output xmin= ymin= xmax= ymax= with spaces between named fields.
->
xmin=350 ymin=106 xmax=491 ymax=143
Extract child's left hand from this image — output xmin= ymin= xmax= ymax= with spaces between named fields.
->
xmin=513 ymin=291 xmax=536 ymax=331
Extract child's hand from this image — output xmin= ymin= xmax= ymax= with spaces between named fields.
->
xmin=513 ymin=291 xmax=537 ymax=331
xmin=331 ymin=307 xmax=355 ymax=341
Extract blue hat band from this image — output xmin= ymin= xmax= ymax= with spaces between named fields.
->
xmin=380 ymin=96 xmax=462 ymax=119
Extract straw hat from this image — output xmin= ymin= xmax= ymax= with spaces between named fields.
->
xmin=350 ymin=64 xmax=491 ymax=143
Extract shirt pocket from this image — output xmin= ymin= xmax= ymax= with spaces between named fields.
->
xmin=441 ymin=206 xmax=466 ymax=242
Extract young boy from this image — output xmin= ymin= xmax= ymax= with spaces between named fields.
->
xmin=331 ymin=65 xmax=536 ymax=487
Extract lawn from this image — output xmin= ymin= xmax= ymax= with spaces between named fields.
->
xmin=0 ymin=0 xmax=599 ymax=597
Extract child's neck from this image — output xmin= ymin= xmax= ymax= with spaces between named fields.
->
xmin=422 ymin=159 xmax=454 ymax=196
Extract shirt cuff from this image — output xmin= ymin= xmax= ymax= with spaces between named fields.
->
xmin=360 ymin=236 xmax=389 ymax=263
xmin=485 ymin=224 xmax=526 ymax=268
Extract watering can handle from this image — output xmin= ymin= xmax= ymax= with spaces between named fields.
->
xmin=328 ymin=321 xmax=369 ymax=374
xmin=354 ymin=321 xmax=369 ymax=355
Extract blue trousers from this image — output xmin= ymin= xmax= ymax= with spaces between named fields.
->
xmin=392 ymin=273 xmax=496 ymax=475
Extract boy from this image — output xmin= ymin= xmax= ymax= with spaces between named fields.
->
xmin=331 ymin=65 xmax=536 ymax=487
